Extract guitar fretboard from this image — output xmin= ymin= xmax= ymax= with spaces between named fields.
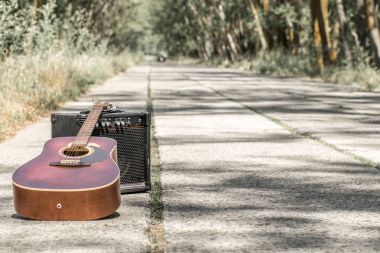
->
xmin=72 ymin=105 xmax=103 ymax=147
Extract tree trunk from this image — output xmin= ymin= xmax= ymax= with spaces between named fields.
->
xmin=292 ymin=0 xmax=303 ymax=54
xmin=364 ymin=0 xmax=380 ymax=67
xmin=310 ymin=0 xmax=325 ymax=71
xmin=248 ymin=0 xmax=268 ymax=50
xmin=227 ymin=32 xmax=238 ymax=60
xmin=310 ymin=0 xmax=335 ymax=71
xmin=262 ymin=0 xmax=270 ymax=14
xmin=320 ymin=0 xmax=336 ymax=64
xmin=33 ymin=0 xmax=41 ymax=9
xmin=27 ymin=0 xmax=42 ymax=53
xmin=355 ymin=0 xmax=367 ymax=48
xmin=201 ymin=16 xmax=213 ymax=59
xmin=285 ymin=13 xmax=295 ymax=54
xmin=331 ymin=20 xmax=340 ymax=64
xmin=217 ymin=2 xmax=236 ymax=61
xmin=336 ymin=0 xmax=352 ymax=62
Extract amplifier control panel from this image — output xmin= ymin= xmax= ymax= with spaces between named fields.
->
xmin=93 ymin=117 xmax=144 ymax=134
xmin=76 ymin=111 xmax=150 ymax=135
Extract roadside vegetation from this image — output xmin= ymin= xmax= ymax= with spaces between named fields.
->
xmin=152 ymin=0 xmax=380 ymax=91
xmin=0 ymin=0 xmax=145 ymax=141
xmin=146 ymin=72 xmax=166 ymax=253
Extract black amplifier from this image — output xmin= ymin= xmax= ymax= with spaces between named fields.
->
xmin=51 ymin=110 xmax=151 ymax=194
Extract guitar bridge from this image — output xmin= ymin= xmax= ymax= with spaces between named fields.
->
xmin=49 ymin=160 xmax=91 ymax=167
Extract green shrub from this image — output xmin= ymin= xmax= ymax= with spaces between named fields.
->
xmin=0 ymin=0 xmax=143 ymax=141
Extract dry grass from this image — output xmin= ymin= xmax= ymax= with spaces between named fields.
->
xmin=323 ymin=64 xmax=380 ymax=91
xmin=0 ymin=50 xmax=141 ymax=142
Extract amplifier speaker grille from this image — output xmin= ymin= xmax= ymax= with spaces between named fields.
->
xmin=96 ymin=127 xmax=146 ymax=186
xmin=51 ymin=110 xmax=151 ymax=194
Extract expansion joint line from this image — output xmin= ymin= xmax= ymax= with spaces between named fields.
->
xmin=146 ymin=66 xmax=167 ymax=252
xmin=181 ymin=73 xmax=380 ymax=171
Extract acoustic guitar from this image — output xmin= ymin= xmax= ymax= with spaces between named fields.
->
xmin=12 ymin=101 xmax=121 ymax=220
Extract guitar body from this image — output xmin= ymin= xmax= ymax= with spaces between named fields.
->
xmin=12 ymin=136 xmax=121 ymax=221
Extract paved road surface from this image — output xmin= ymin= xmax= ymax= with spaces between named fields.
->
xmin=151 ymin=64 xmax=380 ymax=252
xmin=1 ymin=63 xmax=380 ymax=252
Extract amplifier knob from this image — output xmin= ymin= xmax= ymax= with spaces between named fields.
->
xmin=95 ymin=123 xmax=99 ymax=128
xmin=106 ymin=122 xmax=111 ymax=127
xmin=120 ymin=121 xmax=125 ymax=126
xmin=101 ymin=122 xmax=106 ymax=127
xmin=116 ymin=121 xmax=121 ymax=126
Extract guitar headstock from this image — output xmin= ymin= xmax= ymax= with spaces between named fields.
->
xmin=92 ymin=99 xmax=112 ymax=111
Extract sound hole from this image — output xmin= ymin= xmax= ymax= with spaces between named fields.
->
xmin=63 ymin=146 xmax=90 ymax=157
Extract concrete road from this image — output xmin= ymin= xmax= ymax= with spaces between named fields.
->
xmin=1 ymin=62 xmax=380 ymax=252
xmin=0 ymin=65 xmax=150 ymax=253
xmin=151 ymin=64 xmax=380 ymax=252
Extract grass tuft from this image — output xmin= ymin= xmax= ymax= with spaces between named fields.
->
xmin=146 ymin=68 xmax=166 ymax=253
xmin=323 ymin=64 xmax=380 ymax=91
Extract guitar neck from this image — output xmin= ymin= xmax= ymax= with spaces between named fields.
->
xmin=73 ymin=106 xmax=103 ymax=147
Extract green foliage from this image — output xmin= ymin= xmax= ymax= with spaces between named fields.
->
xmin=0 ymin=0 xmax=28 ymax=56
xmin=0 ymin=0 xmax=148 ymax=57
xmin=0 ymin=0 xmax=144 ymax=141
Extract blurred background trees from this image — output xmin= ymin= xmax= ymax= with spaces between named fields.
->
xmin=4 ymin=0 xmax=380 ymax=75
xmin=0 ymin=0 xmax=150 ymax=57
xmin=1 ymin=0 xmax=380 ymax=88
xmin=152 ymin=0 xmax=380 ymax=74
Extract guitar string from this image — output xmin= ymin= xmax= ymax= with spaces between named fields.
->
xmin=68 ymin=104 xmax=102 ymax=158
xmin=67 ymin=107 xmax=94 ymax=157
xmin=67 ymin=108 xmax=90 ymax=157
xmin=71 ymin=106 xmax=102 ymax=156
xmin=70 ymin=106 xmax=100 ymax=157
